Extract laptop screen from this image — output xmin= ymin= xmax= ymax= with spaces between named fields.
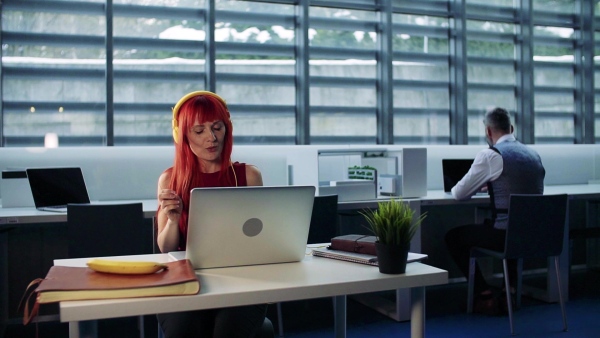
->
xmin=442 ymin=159 xmax=474 ymax=192
xmin=26 ymin=167 xmax=91 ymax=208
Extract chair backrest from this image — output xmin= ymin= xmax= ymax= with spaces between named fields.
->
xmin=67 ymin=203 xmax=151 ymax=258
xmin=306 ymin=194 xmax=339 ymax=245
xmin=504 ymin=194 xmax=568 ymax=259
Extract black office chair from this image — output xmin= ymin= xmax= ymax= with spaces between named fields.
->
xmin=67 ymin=202 xmax=150 ymax=338
xmin=276 ymin=194 xmax=339 ymax=337
xmin=67 ymin=203 xmax=149 ymax=258
xmin=466 ymin=194 xmax=568 ymax=336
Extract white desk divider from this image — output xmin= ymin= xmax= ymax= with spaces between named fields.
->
xmin=1 ymin=169 xmax=35 ymax=208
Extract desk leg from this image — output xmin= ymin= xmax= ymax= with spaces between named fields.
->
xmin=333 ymin=295 xmax=346 ymax=338
xmin=410 ymin=287 xmax=425 ymax=338
xmin=0 ymin=230 xmax=8 ymax=337
xmin=69 ymin=320 xmax=97 ymax=338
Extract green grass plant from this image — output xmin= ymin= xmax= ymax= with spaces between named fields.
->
xmin=360 ymin=198 xmax=426 ymax=246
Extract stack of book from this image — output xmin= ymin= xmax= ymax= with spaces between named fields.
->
xmin=23 ymin=259 xmax=199 ymax=324
xmin=312 ymin=246 xmax=427 ymax=266
xmin=312 ymin=247 xmax=379 ymax=266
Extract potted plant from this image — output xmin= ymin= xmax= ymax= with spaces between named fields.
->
xmin=360 ymin=198 xmax=426 ymax=274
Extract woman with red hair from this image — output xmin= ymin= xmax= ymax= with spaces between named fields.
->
xmin=156 ymin=91 xmax=266 ymax=338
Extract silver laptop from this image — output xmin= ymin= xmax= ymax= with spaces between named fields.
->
xmin=173 ymin=185 xmax=315 ymax=269
xmin=26 ymin=167 xmax=91 ymax=212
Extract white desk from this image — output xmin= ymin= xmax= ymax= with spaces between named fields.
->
xmin=336 ymin=184 xmax=600 ymax=209
xmin=422 ymin=184 xmax=600 ymax=203
xmin=54 ymin=253 xmax=448 ymax=338
xmin=0 ymin=199 xmax=158 ymax=224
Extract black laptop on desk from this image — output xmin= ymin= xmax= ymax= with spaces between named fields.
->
xmin=442 ymin=159 xmax=474 ymax=193
xmin=26 ymin=167 xmax=91 ymax=212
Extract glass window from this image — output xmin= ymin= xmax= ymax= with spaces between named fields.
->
xmin=112 ymin=3 xmax=207 ymax=145
xmin=533 ymin=24 xmax=576 ymax=142
xmin=467 ymin=91 xmax=516 ymax=137
xmin=215 ymin=0 xmax=296 ymax=144
xmin=1 ymin=0 xmax=596 ymax=146
xmin=467 ymin=0 xmax=513 ymax=5
xmin=535 ymin=116 xmax=575 ymax=139
xmin=309 ymin=6 xmax=378 ymax=143
xmin=533 ymin=0 xmax=576 ymax=14
xmin=534 ymin=66 xmax=574 ymax=87
xmin=468 ymin=64 xmax=515 ymax=85
xmin=2 ymin=4 xmax=106 ymax=146
xmin=594 ymin=31 xmax=600 ymax=143
xmin=466 ymin=20 xmax=516 ymax=58
xmin=465 ymin=17 xmax=516 ymax=143
xmin=393 ymin=14 xmax=449 ymax=55
xmin=393 ymin=114 xmax=449 ymax=144
xmin=392 ymin=13 xmax=450 ymax=144
xmin=467 ymin=20 xmax=515 ymax=34
xmin=535 ymin=92 xmax=574 ymax=113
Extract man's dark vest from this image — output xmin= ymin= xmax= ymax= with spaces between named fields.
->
xmin=488 ymin=140 xmax=545 ymax=229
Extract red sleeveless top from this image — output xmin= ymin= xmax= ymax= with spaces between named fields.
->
xmin=160 ymin=162 xmax=248 ymax=250
xmin=195 ymin=162 xmax=247 ymax=187
xmin=177 ymin=162 xmax=248 ymax=249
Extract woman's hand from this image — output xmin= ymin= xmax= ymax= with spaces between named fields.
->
xmin=159 ymin=189 xmax=182 ymax=222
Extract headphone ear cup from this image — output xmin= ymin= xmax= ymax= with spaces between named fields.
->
xmin=172 ymin=126 xmax=179 ymax=143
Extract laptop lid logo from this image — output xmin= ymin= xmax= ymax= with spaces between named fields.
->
xmin=243 ymin=218 xmax=263 ymax=237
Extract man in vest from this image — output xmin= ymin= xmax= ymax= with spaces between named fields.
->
xmin=445 ymin=107 xmax=545 ymax=315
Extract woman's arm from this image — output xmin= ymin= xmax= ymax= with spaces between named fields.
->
xmin=156 ymin=172 xmax=182 ymax=253
xmin=246 ymin=165 xmax=263 ymax=186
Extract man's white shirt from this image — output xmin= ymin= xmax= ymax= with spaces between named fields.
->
xmin=451 ymin=134 xmax=515 ymax=200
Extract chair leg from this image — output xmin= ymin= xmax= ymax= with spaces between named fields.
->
xmin=515 ymin=258 xmax=523 ymax=309
xmin=554 ymin=257 xmax=568 ymax=332
xmin=276 ymin=302 xmax=284 ymax=337
xmin=502 ymin=259 xmax=515 ymax=336
xmin=467 ymin=257 xmax=476 ymax=313
xmin=138 ymin=315 xmax=145 ymax=338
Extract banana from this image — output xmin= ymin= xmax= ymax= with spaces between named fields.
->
xmin=86 ymin=258 xmax=168 ymax=275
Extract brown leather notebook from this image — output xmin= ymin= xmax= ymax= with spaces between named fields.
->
xmin=330 ymin=235 xmax=377 ymax=256
xmin=22 ymin=259 xmax=199 ymax=324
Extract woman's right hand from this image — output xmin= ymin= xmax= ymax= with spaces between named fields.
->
xmin=159 ymin=189 xmax=182 ymax=222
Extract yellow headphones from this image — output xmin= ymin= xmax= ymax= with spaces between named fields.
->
xmin=171 ymin=91 xmax=229 ymax=143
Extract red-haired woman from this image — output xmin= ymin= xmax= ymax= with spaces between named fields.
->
xmin=156 ymin=91 xmax=265 ymax=338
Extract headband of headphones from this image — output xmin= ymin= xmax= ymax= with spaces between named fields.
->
xmin=171 ymin=91 xmax=229 ymax=143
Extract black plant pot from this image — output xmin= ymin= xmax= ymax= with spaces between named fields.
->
xmin=375 ymin=241 xmax=409 ymax=274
